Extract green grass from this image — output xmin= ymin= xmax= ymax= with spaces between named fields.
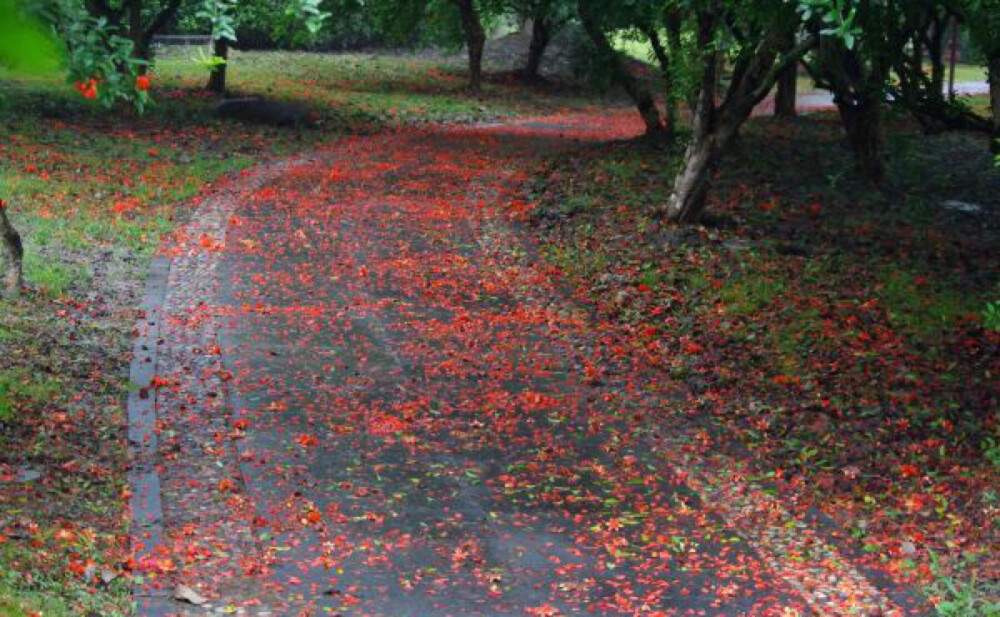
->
xmin=767 ymin=308 xmax=825 ymax=377
xmin=879 ymin=270 xmax=978 ymax=341
xmin=0 ymin=587 xmax=69 ymax=617
xmin=926 ymin=551 xmax=1000 ymax=617
xmin=0 ymin=542 xmax=129 ymax=617
xmin=154 ymin=48 xmax=592 ymax=124
xmin=543 ymin=243 xmax=611 ymax=280
xmin=719 ymin=268 xmax=788 ymax=316
xmin=0 ymin=368 xmax=60 ymax=422
xmin=22 ymin=253 xmax=85 ymax=297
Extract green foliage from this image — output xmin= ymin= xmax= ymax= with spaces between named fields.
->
xmin=198 ymin=0 xmax=239 ymax=42
xmin=0 ymin=0 xmax=62 ymax=74
xmin=965 ymin=0 xmax=1000 ymax=58
xmin=926 ymin=551 xmax=1000 ymax=617
xmin=982 ymin=437 xmax=1000 ymax=469
xmin=180 ymin=0 xmax=340 ymax=49
xmin=983 ymin=288 xmax=1000 ymax=333
xmin=28 ymin=0 xmax=151 ymax=112
xmin=798 ymin=0 xmax=860 ymax=47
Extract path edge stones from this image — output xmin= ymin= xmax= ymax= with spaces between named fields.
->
xmin=127 ymin=254 xmax=173 ymax=615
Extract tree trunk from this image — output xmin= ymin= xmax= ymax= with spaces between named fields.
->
xmin=643 ymin=28 xmax=678 ymax=133
xmin=990 ymin=54 xmax=1000 ymax=154
xmin=665 ymin=42 xmax=721 ymax=223
xmin=207 ymin=38 xmax=229 ymax=95
xmin=836 ymin=95 xmax=886 ymax=184
xmin=126 ymin=0 xmax=144 ymax=60
xmin=774 ymin=62 xmax=798 ymax=118
xmin=664 ymin=14 xmax=817 ymax=224
xmin=0 ymin=203 xmax=24 ymax=297
xmin=522 ymin=17 xmax=550 ymax=82
xmin=454 ymin=0 xmax=485 ymax=92
xmin=578 ymin=1 xmax=664 ymax=137
xmin=666 ymin=135 xmax=718 ymax=223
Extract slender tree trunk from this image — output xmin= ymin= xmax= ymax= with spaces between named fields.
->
xmin=774 ymin=62 xmax=798 ymax=118
xmin=989 ymin=54 xmax=1000 ymax=154
xmin=454 ymin=0 xmax=485 ymax=92
xmin=836 ymin=94 xmax=886 ymax=184
xmin=666 ymin=135 xmax=719 ymax=223
xmin=928 ymin=18 xmax=946 ymax=97
xmin=578 ymin=1 xmax=664 ymax=137
xmin=126 ymin=0 xmax=144 ymax=59
xmin=522 ymin=17 xmax=550 ymax=82
xmin=643 ymin=28 xmax=677 ymax=133
xmin=664 ymin=16 xmax=817 ymax=224
xmin=665 ymin=45 xmax=720 ymax=223
xmin=0 ymin=203 xmax=24 ymax=297
xmin=207 ymin=38 xmax=229 ymax=94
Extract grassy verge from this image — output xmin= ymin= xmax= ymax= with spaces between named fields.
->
xmin=528 ymin=113 xmax=1000 ymax=612
xmin=0 ymin=49 xmax=598 ymax=615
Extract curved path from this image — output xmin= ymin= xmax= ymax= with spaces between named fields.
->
xmin=130 ymin=110 xmax=932 ymax=616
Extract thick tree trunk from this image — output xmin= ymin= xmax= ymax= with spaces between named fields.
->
xmin=454 ymin=0 xmax=486 ymax=92
xmin=578 ymin=2 xmax=664 ymax=137
xmin=774 ymin=62 xmax=798 ymax=118
xmin=0 ymin=203 xmax=24 ymax=297
xmin=836 ymin=95 xmax=886 ymax=184
xmin=207 ymin=38 xmax=229 ymax=94
xmin=990 ymin=55 xmax=1000 ymax=154
xmin=522 ymin=17 xmax=550 ymax=82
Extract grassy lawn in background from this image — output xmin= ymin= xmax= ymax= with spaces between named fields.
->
xmin=0 ymin=50 xmax=601 ymax=615
xmin=615 ymin=34 xmax=990 ymax=95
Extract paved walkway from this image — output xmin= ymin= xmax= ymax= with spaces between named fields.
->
xmin=130 ymin=110 xmax=932 ymax=616
xmin=782 ymin=82 xmax=991 ymax=113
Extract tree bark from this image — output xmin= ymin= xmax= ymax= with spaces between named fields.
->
xmin=126 ymin=0 xmax=143 ymax=59
xmin=665 ymin=37 xmax=720 ymax=223
xmin=811 ymin=38 xmax=890 ymax=185
xmin=578 ymin=1 xmax=664 ymax=137
xmin=836 ymin=94 xmax=886 ymax=184
xmin=643 ymin=27 xmax=678 ymax=133
xmin=0 ymin=202 xmax=24 ymax=297
xmin=454 ymin=0 xmax=485 ymax=92
xmin=522 ymin=17 xmax=550 ymax=82
xmin=774 ymin=62 xmax=798 ymax=118
xmin=990 ymin=54 xmax=1000 ymax=154
xmin=664 ymin=16 xmax=817 ymax=223
xmin=207 ymin=38 xmax=229 ymax=95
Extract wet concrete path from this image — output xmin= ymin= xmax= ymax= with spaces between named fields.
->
xmin=133 ymin=111 xmax=930 ymax=616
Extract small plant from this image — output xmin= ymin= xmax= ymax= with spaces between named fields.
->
xmin=926 ymin=551 xmax=1000 ymax=617
xmin=982 ymin=437 xmax=1000 ymax=469
xmin=984 ymin=293 xmax=1000 ymax=333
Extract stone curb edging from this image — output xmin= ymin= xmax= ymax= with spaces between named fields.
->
xmin=127 ymin=255 xmax=175 ymax=615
